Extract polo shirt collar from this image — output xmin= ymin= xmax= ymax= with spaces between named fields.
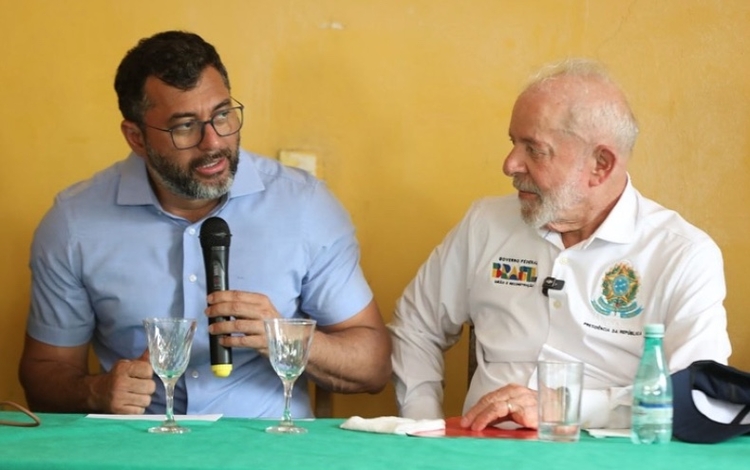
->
xmin=534 ymin=174 xmax=637 ymax=249
xmin=116 ymin=150 xmax=265 ymax=206
xmin=586 ymin=174 xmax=637 ymax=245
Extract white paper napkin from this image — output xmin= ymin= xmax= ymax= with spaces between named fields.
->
xmin=340 ymin=416 xmax=445 ymax=435
xmin=585 ymin=428 xmax=631 ymax=438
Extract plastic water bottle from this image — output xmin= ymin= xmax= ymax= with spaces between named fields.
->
xmin=631 ymin=323 xmax=673 ymax=444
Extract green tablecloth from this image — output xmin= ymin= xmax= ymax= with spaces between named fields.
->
xmin=0 ymin=413 xmax=747 ymax=469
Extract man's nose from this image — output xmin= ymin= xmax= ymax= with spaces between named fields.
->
xmin=197 ymin=121 xmax=224 ymax=150
xmin=503 ymin=146 xmax=525 ymax=177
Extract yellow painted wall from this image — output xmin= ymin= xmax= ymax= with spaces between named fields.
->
xmin=2 ymin=1 xmax=749 ymax=419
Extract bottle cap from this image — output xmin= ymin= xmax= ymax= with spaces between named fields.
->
xmin=644 ymin=323 xmax=665 ymax=336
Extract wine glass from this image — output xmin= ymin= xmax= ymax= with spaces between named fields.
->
xmin=142 ymin=318 xmax=197 ymax=434
xmin=264 ymin=318 xmax=316 ymax=434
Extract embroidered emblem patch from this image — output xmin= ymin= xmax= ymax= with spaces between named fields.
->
xmin=491 ymin=256 xmax=538 ymax=287
xmin=591 ymin=262 xmax=643 ymax=318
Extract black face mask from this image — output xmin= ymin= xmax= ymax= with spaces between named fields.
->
xmin=672 ymin=360 xmax=750 ymax=443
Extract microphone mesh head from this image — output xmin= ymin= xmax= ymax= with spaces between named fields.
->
xmin=200 ymin=217 xmax=231 ymax=248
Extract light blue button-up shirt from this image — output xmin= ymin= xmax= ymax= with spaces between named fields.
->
xmin=28 ymin=150 xmax=373 ymax=418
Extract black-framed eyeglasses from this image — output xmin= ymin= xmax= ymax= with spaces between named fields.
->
xmin=141 ymin=98 xmax=244 ymax=150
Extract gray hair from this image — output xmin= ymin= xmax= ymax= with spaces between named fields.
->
xmin=525 ymin=58 xmax=639 ymax=155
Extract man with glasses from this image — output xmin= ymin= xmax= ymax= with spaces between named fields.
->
xmin=20 ymin=31 xmax=391 ymax=418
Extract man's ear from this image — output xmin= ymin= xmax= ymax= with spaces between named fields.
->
xmin=589 ymin=145 xmax=616 ymax=186
xmin=121 ymin=120 xmax=147 ymax=157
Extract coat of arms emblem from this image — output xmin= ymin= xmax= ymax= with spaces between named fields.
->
xmin=591 ymin=262 xmax=643 ymax=318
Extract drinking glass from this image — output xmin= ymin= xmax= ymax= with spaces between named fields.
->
xmin=537 ymin=360 xmax=584 ymax=442
xmin=143 ymin=318 xmax=197 ymax=434
xmin=264 ymin=318 xmax=316 ymax=434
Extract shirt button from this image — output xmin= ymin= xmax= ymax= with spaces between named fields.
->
xmin=191 ymin=370 xmax=199 ymax=379
xmin=188 ymin=228 xmax=196 ymax=235
xmin=553 ymin=300 xmax=562 ymax=309
xmin=559 ymin=257 xmax=569 ymax=265
xmin=189 ymin=274 xmax=197 ymax=282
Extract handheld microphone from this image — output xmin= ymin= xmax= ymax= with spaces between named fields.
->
xmin=200 ymin=216 xmax=233 ymax=378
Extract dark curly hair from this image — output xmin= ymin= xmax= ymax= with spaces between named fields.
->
xmin=114 ymin=30 xmax=230 ymax=123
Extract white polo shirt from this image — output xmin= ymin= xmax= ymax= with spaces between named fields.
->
xmin=390 ymin=179 xmax=731 ymax=428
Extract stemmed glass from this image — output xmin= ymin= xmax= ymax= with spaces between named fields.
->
xmin=143 ymin=318 xmax=197 ymax=434
xmin=264 ymin=318 xmax=316 ymax=434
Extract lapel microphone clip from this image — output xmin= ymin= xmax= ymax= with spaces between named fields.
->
xmin=542 ymin=276 xmax=565 ymax=297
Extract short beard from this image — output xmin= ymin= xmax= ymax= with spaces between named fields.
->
xmin=515 ymin=175 xmax=583 ymax=229
xmin=145 ymin=144 xmax=240 ymax=200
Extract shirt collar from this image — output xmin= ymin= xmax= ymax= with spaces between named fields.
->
xmin=585 ymin=174 xmax=637 ymax=245
xmin=116 ymin=150 xmax=265 ymax=207
xmin=534 ymin=174 xmax=637 ymax=249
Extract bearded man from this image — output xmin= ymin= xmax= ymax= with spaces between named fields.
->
xmin=388 ymin=58 xmax=730 ymax=430
xmin=20 ymin=31 xmax=391 ymax=418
